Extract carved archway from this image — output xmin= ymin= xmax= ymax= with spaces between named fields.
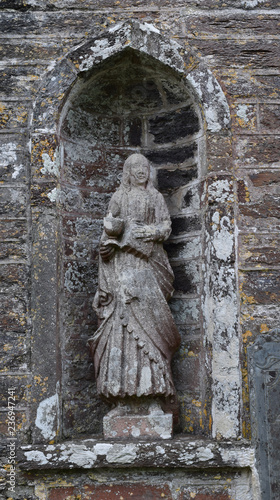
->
xmin=30 ymin=21 xmax=239 ymax=443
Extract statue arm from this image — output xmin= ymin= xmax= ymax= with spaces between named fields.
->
xmin=134 ymin=191 xmax=171 ymax=242
xmin=134 ymin=220 xmax=171 ymax=242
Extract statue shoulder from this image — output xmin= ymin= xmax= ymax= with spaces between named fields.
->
xmin=108 ymin=188 xmax=125 ymax=215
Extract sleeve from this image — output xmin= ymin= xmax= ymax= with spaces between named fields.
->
xmin=155 ymin=192 xmax=172 ymax=241
xmin=107 ymin=191 xmax=121 ymax=217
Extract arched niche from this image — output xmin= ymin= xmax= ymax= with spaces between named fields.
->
xmin=30 ymin=21 xmax=240 ymax=443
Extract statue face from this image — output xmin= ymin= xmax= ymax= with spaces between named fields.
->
xmin=129 ymin=158 xmax=149 ymax=186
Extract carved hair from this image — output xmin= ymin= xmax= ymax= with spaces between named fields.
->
xmin=121 ymin=153 xmax=153 ymax=191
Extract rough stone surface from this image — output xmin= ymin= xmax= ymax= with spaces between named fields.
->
xmin=248 ymin=331 xmax=280 ymax=500
xmin=103 ymin=412 xmax=173 ymax=440
xmin=0 ymin=3 xmax=279 ymax=499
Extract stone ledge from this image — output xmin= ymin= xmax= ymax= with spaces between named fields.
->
xmin=18 ymin=437 xmax=255 ymax=471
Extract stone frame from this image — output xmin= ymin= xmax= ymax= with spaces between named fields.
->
xmin=30 ymin=20 xmax=240 ymax=444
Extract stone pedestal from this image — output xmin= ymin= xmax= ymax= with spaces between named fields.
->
xmin=103 ymin=412 xmax=173 ymax=440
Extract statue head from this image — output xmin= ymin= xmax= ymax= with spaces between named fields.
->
xmin=121 ymin=153 xmax=151 ymax=190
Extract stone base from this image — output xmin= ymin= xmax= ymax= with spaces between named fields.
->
xmin=103 ymin=412 xmax=173 ymax=440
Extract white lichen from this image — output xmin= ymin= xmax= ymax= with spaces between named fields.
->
xmin=106 ymin=444 xmax=137 ymax=464
xmin=25 ymin=450 xmax=49 ymax=465
xmin=47 ymin=187 xmax=61 ymax=203
xmin=35 ymin=394 xmax=58 ymax=440
xmin=60 ymin=444 xmax=97 ymax=468
xmin=41 ymin=150 xmax=60 ymax=177
xmin=12 ymin=164 xmax=23 ymax=179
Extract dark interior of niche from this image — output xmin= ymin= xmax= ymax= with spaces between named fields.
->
xmin=60 ymin=47 xmax=199 ymax=152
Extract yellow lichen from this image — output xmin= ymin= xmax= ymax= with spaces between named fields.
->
xmin=242 ymin=330 xmax=252 ymax=343
xmin=260 ymin=323 xmax=269 ymax=333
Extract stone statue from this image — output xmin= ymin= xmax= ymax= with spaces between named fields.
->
xmin=88 ymin=153 xmax=180 ymax=431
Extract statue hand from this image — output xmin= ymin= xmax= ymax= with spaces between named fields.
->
xmin=134 ymin=224 xmax=157 ymax=242
xmin=100 ymin=242 xmax=115 ymax=261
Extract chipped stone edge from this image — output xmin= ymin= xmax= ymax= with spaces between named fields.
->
xmin=19 ymin=438 xmax=257 ymax=471
xmin=33 ymin=20 xmax=230 ymax=136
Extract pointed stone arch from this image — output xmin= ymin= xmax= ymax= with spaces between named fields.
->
xmin=30 ymin=21 xmax=240 ymax=443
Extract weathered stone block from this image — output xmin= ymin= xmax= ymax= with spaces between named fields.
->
xmin=171 ymin=216 xmax=201 ymax=236
xmin=105 ymin=149 xmax=131 ymax=171
xmin=63 ymin=157 xmax=120 ymax=193
xmin=157 ymin=166 xmax=197 ymax=190
xmin=3 ymin=0 xmax=280 ymax=9
xmin=184 ymin=13 xmax=279 ymax=38
xmin=103 ymin=412 xmax=173 ymax=440
xmin=82 ymin=190 xmax=111 ymax=215
xmin=48 ymin=486 xmax=79 ymax=500
xmin=170 ymin=297 xmax=200 ymax=325
xmin=237 ymin=179 xmax=250 ymax=203
xmin=0 ymin=410 xmax=29 ymax=444
xmin=249 ymin=170 xmax=280 ymax=187
xmin=231 ymin=103 xmax=257 ymax=133
xmin=0 ymin=135 xmax=28 ymax=182
xmin=63 ymin=294 xmax=98 ymax=332
xmin=149 ymin=106 xmax=199 ymax=144
xmin=239 ymin=196 xmax=280 ymax=219
xmin=190 ymin=38 xmax=280 ymax=68
xmin=0 ymin=375 xmax=30 ymax=408
xmin=172 ymin=347 xmax=202 ymax=393
xmin=251 ymin=73 xmax=280 ymax=99
xmin=164 ymin=236 xmax=201 ymax=261
xmin=0 ymin=219 xmax=26 ymax=240
xmin=182 ymin=182 xmax=202 ymax=211
xmin=64 ymin=261 xmax=98 ymax=294
xmin=63 ymin=140 xmax=103 ymax=165
xmin=0 ymin=37 xmax=62 ymax=61
xmin=60 ymin=187 xmax=110 ymax=215
xmin=63 ymin=348 xmax=94 ymax=384
xmin=31 ymin=133 xmax=58 ymax=180
xmin=235 ymin=135 xmax=280 ymax=166
xmin=0 ymin=332 xmax=28 ymax=372
xmin=180 ymin=491 xmax=230 ymax=500
xmin=0 ymin=63 xmax=45 ymax=99
xmin=30 ymin=182 xmax=58 ymax=208
xmin=146 ymin=144 xmax=197 ymax=165
xmin=248 ymin=333 xmax=280 ymax=500
xmin=0 ymin=100 xmax=29 ymax=130
xmin=240 ymin=304 xmax=280 ymax=344
xmin=62 ymin=397 xmax=105 ymax=437
xmin=30 ymin=213 xmax=59 ymax=443
xmin=0 ymin=242 xmax=27 ymax=261
xmin=63 ymin=109 xmax=121 ymax=146
xmin=239 ymin=232 xmax=280 ymax=267
xmin=260 ymin=103 xmax=280 ymax=131
xmin=206 ymin=206 xmax=235 ymax=263
xmin=0 ymin=264 xmax=27 ymax=293
xmin=173 ymin=261 xmax=200 ymax=294
xmin=123 ymin=117 xmax=142 ymax=146
xmin=240 ymin=270 xmax=280 ymax=305
xmin=207 ymin=175 xmax=234 ymax=205
xmin=0 ymin=296 xmax=27 ymax=332
xmin=208 ymin=156 xmax=233 ymax=172
xmin=0 ymin=187 xmax=27 ymax=217
xmin=64 ymin=238 xmax=98 ymax=261
xmin=62 ymin=216 xmax=103 ymax=241
xmin=163 ymin=181 xmax=202 ymax=216
xmin=82 ymin=483 xmax=172 ymax=500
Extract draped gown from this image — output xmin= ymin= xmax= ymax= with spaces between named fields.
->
xmin=88 ymin=184 xmax=180 ymax=401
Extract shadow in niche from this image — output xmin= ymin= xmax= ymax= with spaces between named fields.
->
xmin=58 ymin=47 xmax=207 ymax=438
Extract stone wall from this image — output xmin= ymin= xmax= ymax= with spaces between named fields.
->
xmin=0 ymin=1 xmax=279 ymax=499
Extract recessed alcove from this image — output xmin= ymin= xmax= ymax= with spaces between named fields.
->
xmin=58 ymin=47 xmax=207 ymax=437
xmin=29 ymin=21 xmax=240 ymax=447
